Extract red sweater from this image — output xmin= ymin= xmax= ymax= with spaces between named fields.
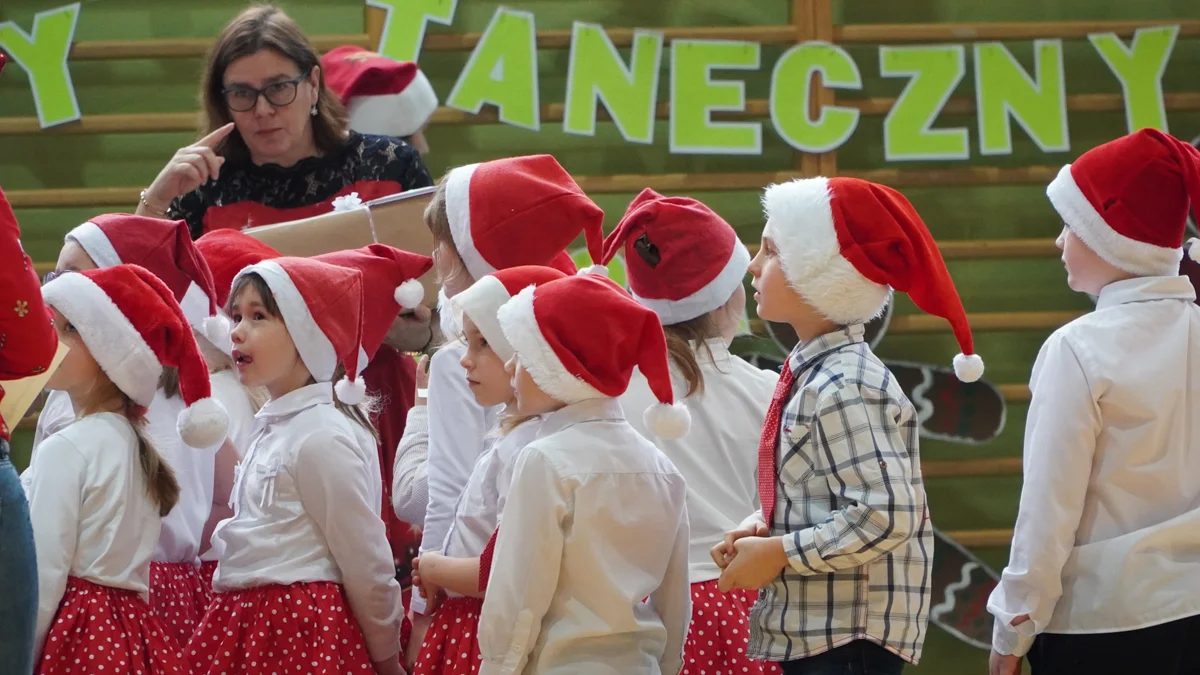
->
xmin=0 ymin=187 xmax=59 ymax=440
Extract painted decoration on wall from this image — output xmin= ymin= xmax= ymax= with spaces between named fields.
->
xmin=0 ymin=2 xmax=1184 ymax=157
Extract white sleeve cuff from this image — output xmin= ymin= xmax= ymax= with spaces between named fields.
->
xmin=992 ymin=616 xmax=1037 ymax=657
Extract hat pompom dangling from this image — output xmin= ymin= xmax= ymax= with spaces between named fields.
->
xmin=200 ymin=313 xmax=234 ymax=355
xmin=1188 ymin=238 xmax=1200 ymax=263
xmin=335 ymin=375 xmax=367 ymax=405
xmin=394 ymin=279 xmax=425 ymax=309
xmin=952 ymin=353 xmax=985 ymax=383
xmin=643 ymin=401 xmax=692 ymax=440
xmin=177 ymin=397 xmax=231 ymax=448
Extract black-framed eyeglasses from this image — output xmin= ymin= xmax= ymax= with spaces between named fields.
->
xmin=222 ymin=74 xmax=309 ymax=113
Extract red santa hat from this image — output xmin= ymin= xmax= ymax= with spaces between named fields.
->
xmin=497 ymin=274 xmax=691 ymax=439
xmin=65 ymin=215 xmax=221 ymax=333
xmin=193 ymin=229 xmax=281 ymax=356
xmin=232 ymin=257 xmax=368 ymax=404
xmin=313 ymin=244 xmax=433 ymax=361
xmin=1047 ymin=128 xmax=1200 ymax=277
xmin=41 ymin=264 xmax=230 ymax=447
xmin=444 ymin=154 xmax=606 ymax=280
xmin=602 ymin=188 xmax=750 ymax=325
xmin=322 ymin=45 xmax=438 ymax=138
xmin=450 ymin=266 xmax=569 ymax=361
xmin=763 ymin=177 xmax=984 ymax=382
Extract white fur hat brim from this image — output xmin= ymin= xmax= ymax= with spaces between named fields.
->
xmin=761 ymin=178 xmax=890 ymax=324
xmin=346 ymin=69 xmax=438 ymax=138
xmin=496 ymin=285 xmax=606 ymax=404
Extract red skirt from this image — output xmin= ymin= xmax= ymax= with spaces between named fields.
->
xmin=412 ymin=596 xmax=483 ymax=675
xmin=682 ymin=580 xmax=782 ymax=675
xmin=198 ymin=560 xmax=218 ymax=593
xmin=36 ymin=577 xmax=188 ymax=675
xmin=149 ymin=561 xmax=212 ymax=648
xmin=186 ymin=581 xmax=375 ymax=674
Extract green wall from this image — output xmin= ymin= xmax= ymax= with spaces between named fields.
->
xmin=2 ymin=0 xmax=1198 ymax=670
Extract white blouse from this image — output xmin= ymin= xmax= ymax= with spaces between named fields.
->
xmin=621 ymin=338 xmax=777 ymax=583
xmin=478 ymin=398 xmax=691 ymax=675
xmin=26 ymin=413 xmax=162 ymax=656
xmin=27 ymin=388 xmax=219 ymax=565
xmin=988 ymin=276 xmax=1200 ymax=656
xmin=211 ymin=383 xmax=403 ymax=661
xmin=200 ymin=368 xmax=260 ymax=563
xmin=441 ymin=417 xmax=543 ymax=571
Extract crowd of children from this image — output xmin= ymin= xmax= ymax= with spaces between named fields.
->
xmin=1 ymin=125 xmax=1198 ymax=675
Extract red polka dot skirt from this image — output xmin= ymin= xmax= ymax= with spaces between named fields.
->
xmin=411 ymin=596 xmax=483 ymax=675
xmin=149 ymin=561 xmax=212 ymax=648
xmin=185 ymin=581 xmax=375 ymax=674
xmin=682 ymin=580 xmax=781 ymax=675
xmin=36 ymin=576 xmax=188 ymax=675
xmin=198 ymin=560 xmax=218 ymax=595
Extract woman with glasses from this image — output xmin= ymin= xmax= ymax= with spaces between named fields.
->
xmin=0 ymin=182 xmax=59 ymax=675
xmin=136 ymin=4 xmax=434 ymax=240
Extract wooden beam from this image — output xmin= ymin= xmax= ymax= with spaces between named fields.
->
xmin=7 ymin=93 xmax=1200 ymax=136
xmin=748 ymin=310 xmax=1082 ymax=336
xmin=923 ymin=457 xmax=1022 ymax=478
xmin=997 ymin=384 xmax=1031 ymax=403
xmin=837 ymin=19 xmax=1200 ymax=43
xmin=943 ymin=529 xmax=1013 ymax=547
xmin=748 ymin=238 xmax=1061 ymax=260
xmin=70 ymin=34 xmax=371 ymax=60
xmin=4 ymin=167 xmax=1063 ymax=208
xmin=61 ymin=20 xmax=1200 ymax=62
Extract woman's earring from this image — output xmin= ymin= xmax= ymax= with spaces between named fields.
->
xmin=310 ymin=103 xmax=318 ymax=116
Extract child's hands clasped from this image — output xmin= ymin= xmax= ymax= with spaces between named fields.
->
xmin=716 ymin=535 xmax=789 ymax=593
xmin=711 ymin=514 xmax=770 ymax=569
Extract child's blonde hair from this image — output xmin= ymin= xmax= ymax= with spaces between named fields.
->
xmin=77 ymin=370 xmax=180 ymax=517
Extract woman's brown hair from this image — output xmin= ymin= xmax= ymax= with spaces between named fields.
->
xmin=201 ymin=4 xmax=349 ymax=166
xmin=78 ymin=374 xmax=180 ymax=517
xmin=228 ymin=272 xmax=380 ymax=442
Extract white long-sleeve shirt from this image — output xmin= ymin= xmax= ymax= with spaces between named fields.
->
xmin=211 ymin=382 xmax=403 ymax=661
xmin=478 ymin=398 xmax=690 ymax=675
xmin=28 ymin=388 xmax=218 ymax=564
xmin=392 ymin=405 xmax=429 ymax=526
xmin=26 ymin=413 xmax=162 ymax=657
xmin=442 ymin=417 xmax=542 ymax=570
xmin=988 ymin=275 xmax=1200 ymax=656
xmin=620 ymin=338 xmax=777 ymax=583
xmin=200 ymin=368 xmax=260 ymax=563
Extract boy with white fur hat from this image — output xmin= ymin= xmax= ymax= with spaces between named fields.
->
xmin=714 ymin=176 xmax=984 ymax=673
xmin=987 ymin=129 xmax=1200 ymax=675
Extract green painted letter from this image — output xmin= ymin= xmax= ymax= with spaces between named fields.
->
xmin=367 ymin=0 xmax=457 ymax=63
xmin=669 ymin=40 xmax=761 ymax=155
xmin=1089 ymin=26 xmax=1179 ymax=134
xmin=445 ymin=7 xmax=539 ymax=131
xmin=0 ymin=2 xmax=82 ymax=128
xmin=879 ymin=45 xmax=969 ymax=161
xmin=770 ymin=41 xmax=862 ymax=154
xmin=563 ymin=22 xmax=663 ymax=144
xmin=974 ymin=40 xmax=1069 ymax=155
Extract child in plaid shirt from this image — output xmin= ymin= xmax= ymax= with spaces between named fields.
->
xmin=713 ymin=177 xmax=983 ymax=674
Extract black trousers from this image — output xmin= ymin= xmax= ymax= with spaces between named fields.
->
xmin=779 ymin=640 xmax=906 ymax=675
xmin=1028 ymin=614 xmax=1200 ymax=675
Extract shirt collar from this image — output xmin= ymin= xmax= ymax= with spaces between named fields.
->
xmin=788 ymin=323 xmax=866 ymax=375
xmin=1095 ymin=275 xmax=1197 ymax=310
xmin=256 ymin=382 xmax=333 ymax=422
xmin=536 ymin=397 xmax=625 ymax=438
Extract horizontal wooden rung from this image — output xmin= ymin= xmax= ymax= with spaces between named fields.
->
xmin=748 ymin=238 xmax=1060 ymax=260
xmin=5 ymin=93 xmax=1199 ymax=136
xmin=923 ymin=457 xmax=1022 ymax=478
xmin=60 ymin=21 xmax=1200 ymax=60
xmin=748 ymin=310 xmax=1080 ymax=336
xmin=942 ymin=528 xmax=1013 ymax=547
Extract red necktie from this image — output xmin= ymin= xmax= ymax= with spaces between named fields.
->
xmin=479 ymin=528 xmax=499 ymax=592
xmin=757 ymin=359 xmax=796 ymax=527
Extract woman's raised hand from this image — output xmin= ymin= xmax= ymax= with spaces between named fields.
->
xmin=141 ymin=123 xmax=236 ymax=214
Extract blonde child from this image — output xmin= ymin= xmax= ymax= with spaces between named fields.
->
xmin=987 ymin=130 xmax=1200 ymax=675
xmin=32 ymin=214 xmax=232 ymax=645
xmin=193 ymin=228 xmax=282 ymax=590
xmin=408 ymin=266 xmax=566 ymax=675
xmin=603 ymin=189 xmax=781 ymax=674
xmin=33 ymin=263 xmax=230 ymax=674
xmin=715 ymin=177 xmax=982 ymax=674
xmin=187 ymin=257 xmax=404 ymax=675
xmin=394 ymin=154 xmax=605 ymax=641
xmin=479 ymin=273 xmax=691 ymax=674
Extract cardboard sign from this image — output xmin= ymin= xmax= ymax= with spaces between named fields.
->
xmin=245 ymin=186 xmax=441 ymax=307
xmin=0 ymin=341 xmax=69 ymax=430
